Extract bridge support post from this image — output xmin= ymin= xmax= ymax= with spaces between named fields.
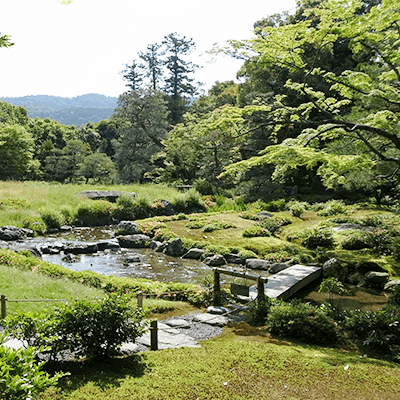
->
xmin=257 ymin=277 xmax=265 ymax=304
xmin=213 ymin=268 xmax=221 ymax=306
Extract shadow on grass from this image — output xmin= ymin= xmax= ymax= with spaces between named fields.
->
xmin=44 ymin=353 xmax=149 ymax=393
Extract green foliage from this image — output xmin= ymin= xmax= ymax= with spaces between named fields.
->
xmin=387 ymin=285 xmax=400 ymax=308
xmin=247 ymin=296 xmax=272 ymax=326
xmin=186 ymin=218 xmax=235 ymax=232
xmin=301 ymin=227 xmax=335 ymax=249
xmin=345 ymin=306 xmax=400 ymax=361
xmin=40 ymin=209 xmax=65 ymax=230
xmin=341 ymin=232 xmax=372 ymax=250
xmin=319 ymin=277 xmax=347 ymax=306
xmin=171 ymin=189 xmax=205 ymax=212
xmin=257 ymin=216 xmax=292 ymax=235
xmin=264 ymin=198 xmax=286 ymax=212
xmin=317 ymin=200 xmax=348 ymax=217
xmin=267 ymin=301 xmax=339 ymax=345
xmin=242 ymin=225 xmax=271 ymax=238
xmin=287 ymin=200 xmax=307 ymax=218
xmin=74 ymin=200 xmax=116 ymax=226
xmin=0 ymin=333 xmax=66 ymax=400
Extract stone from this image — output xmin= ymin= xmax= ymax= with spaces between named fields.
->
xmin=149 ymin=240 xmax=162 ymax=250
xmin=322 ymin=258 xmax=348 ymax=281
xmin=224 ymin=253 xmax=245 ymax=265
xmin=161 ymin=199 xmax=175 ymax=215
xmin=123 ymin=254 xmax=142 ymax=264
xmin=60 ymin=225 xmax=73 ymax=232
xmin=164 ymin=238 xmax=186 ymax=257
xmin=96 ymin=239 xmax=120 ymax=252
xmin=118 ymin=342 xmax=142 ymax=355
xmin=348 ymin=272 xmax=365 ymax=285
xmin=115 ymin=221 xmax=138 ymax=235
xmin=203 ymin=254 xmax=226 ymax=266
xmin=384 ymin=280 xmax=400 ymax=292
xmin=192 ymin=313 xmax=229 ymax=327
xmin=64 ymin=243 xmax=98 ymax=255
xmin=61 ymin=253 xmax=81 ymax=263
xmin=365 ymin=271 xmax=389 ymax=284
xmin=0 ymin=225 xmax=27 ymax=241
xmin=77 ymin=190 xmax=135 ymax=203
xmin=164 ymin=319 xmax=191 ymax=329
xmin=39 ymin=243 xmax=65 ymax=254
xmin=255 ymin=212 xmax=272 ymax=219
xmin=117 ymin=234 xmax=151 ymax=248
xmin=182 ymin=248 xmax=205 ymax=260
xmin=245 ymin=258 xmax=270 ymax=270
xmin=268 ymin=263 xmax=291 ymax=274
xmin=207 ymin=306 xmax=230 ymax=315
xmin=155 ymin=242 xmax=168 ymax=252
xmin=333 ymin=223 xmax=374 ymax=232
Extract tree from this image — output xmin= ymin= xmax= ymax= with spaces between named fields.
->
xmin=139 ymin=44 xmax=164 ymax=91
xmin=113 ymin=90 xmax=169 ymax=182
xmin=0 ymin=33 xmax=13 ymax=49
xmin=79 ymin=153 xmax=117 ymax=183
xmin=121 ymin=59 xmax=144 ymax=91
xmin=163 ymin=33 xmax=201 ymax=124
xmin=217 ymin=0 xmax=400 ymax=195
xmin=0 ymin=124 xmax=39 ymax=179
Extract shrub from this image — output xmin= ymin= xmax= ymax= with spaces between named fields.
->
xmin=74 ymin=200 xmax=115 ymax=226
xmin=345 ymin=306 xmax=400 ymax=361
xmin=172 ymin=189 xmax=205 ymax=213
xmin=267 ymin=302 xmax=339 ymax=345
xmin=317 ymin=200 xmax=347 ymax=216
xmin=238 ymin=211 xmax=262 ymax=220
xmin=287 ymin=201 xmax=308 ymax=218
xmin=264 ymin=198 xmax=286 ymax=212
xmin=0 ymin=333 xmax=66 ymax=400
xmin=341 ymin=232 xmax=372 ymax=250
xmin=301 ymin=227 xmax=335 ymax=249
xmin=247 ymin=296 xmax=272 ymax=326
xmin=242 ymin=225 xmax=271 ymax=238
xmin=387 ymin=285 xmax=400 ymax=307
xmin=40 ymin=209 xmax=65 ymax=230
xmin=257 ymin=216 xmax=292 ymax=235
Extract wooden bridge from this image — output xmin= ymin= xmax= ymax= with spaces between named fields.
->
xmin=249 ymin=264 xmax=322 ymax=301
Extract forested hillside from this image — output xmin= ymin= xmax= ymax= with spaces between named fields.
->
xmin=0 ymin=94 xmax=117 ymax=126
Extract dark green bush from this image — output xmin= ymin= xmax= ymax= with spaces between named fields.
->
xmin=345 ymin=306 xmax=400 ymax=361
xmin=264 ymin=199 xmax=286 ymax=212
xmin=387 ymin=285 xmax=400 ymax=307
xmin=248 ymin=296 xmax=272 ymax=326
xmin=40 ymin=209 xmax=65 ymax=229
xmin=267 ymin=302 xmax=339 ymax=345
xmin=341 ymin=232 xmax=372 ymax=250
xmin=242 ymin=225 xmax=271 ymax=238
xmin=301 ymin=227 xmax=335 ymax=249
xmin=257 ymin=216 xmax=292 ymax=235
xmin=74 ymin=200 xmax=116 ymax=226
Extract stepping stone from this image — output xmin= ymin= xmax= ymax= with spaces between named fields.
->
xmin=164 ymin=319 xmax=191 ymax=329
xmin=118 ymin=342 xmax=142 ymax=355
xmin=136 ymin=328 xmax=200 ymax=349
xmin=192 ymin=313 xmax=229 ymax=327
xmin=207 ymin=306 xmax=230 ymax=315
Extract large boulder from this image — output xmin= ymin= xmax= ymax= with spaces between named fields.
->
xmin=77 ymin=190 xmax=135 ymax=203
xmin=96 ymin=239 xmax=120 ymax=252
xmin=0 ymin=226 xmax=32 ymax=241
xmin=224 ymin=253 xmax=245 ymax=265
xmin=203 ymin=254 xmax=226 ymax=266
xmin=322 ymin=258 xmax=348 ymax=281
xmin=245 ymin=258 xmax=270 ymax=271
xmin=117 ymin=234 xmax=151 ymax=248
xmin=115 ymin=221 xmax=139 ymax=235
xmin=182 ymin=248 xmax=205 ymax=260
xmin=164 ymin=238 xmax=186 ymax=257
xmin=64 ymin=243 xmax=98 ymax=254
xmin=365 ymin=271 xmax=389 ymax=285
xmin=268 ymin=263 xmax=291 ymax=274
xmin=384 ymin=279 xmax=400 ymax=292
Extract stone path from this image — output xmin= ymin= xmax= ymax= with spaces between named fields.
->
xmin=1 ymin=306 xmax=247 ymax=355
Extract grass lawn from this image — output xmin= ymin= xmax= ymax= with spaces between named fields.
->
xmin=41 ymin=327 xmax=400 ymax=400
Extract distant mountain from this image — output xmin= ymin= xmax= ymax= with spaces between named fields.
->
xmin=0 ymin=93 xmax=119 ymax=126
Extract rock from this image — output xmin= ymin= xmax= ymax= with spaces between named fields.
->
xmin=256 ymin=212 xmax=272 ymax=219
xmin=161 ymin=199 xmax=175 ymax=215
xmin=348 ymin=272 xmax=365 ymax=285
xmin=60 ymin=225 xmax=73 ymax=232
xmin=77 ymin=190 xmax=135 ymax=203
xmin=356 ymin=261 xmax=386 ymax=274
xmin=322 ymin=258 xmax=348 ymax=281
xmin=182 ymin=248 xmax=205 ymax=260
xmin=123 ymin=253 xmax=142 ymax=264
xmin=39 ymin=243 xmax=65 ymax=254
xmin=96 ymin=239 xmax=120 ymax=252
xmin=268 ymin=263 xmax=291 ymax=274
xmin=64 ymin=243 xmax=98 ymax=254
xmin=115 ymin=221 xmax=138 ymax=235
xmin=164 ymin=238 xmax=186 ymax=257
xmin=192 ymin=313 xmax=229 ymax=327
xmin=384 ymin=280 xmax=400 ymax=292
xmin=207 ymin=306 xmax=230 ymax=315
xmin=61 ymin=253 xmax=81 ymax=263
xmin=0 ymin=226 xmax=27 ymax=241
xmin=245 ymin=258 xmax=270 ymax=271
xmin=224 ymin=253 xmax=245 ymax=265
xmin=155 ymin=242 xmax=168 ymax=252
xmin=164 ymin=319 xmax=191 ymax=329
xmin=117 ymin=234 xmax=151 ymax=248
xmin=203 ymin=254 xmax=226 ymax=266
xmin=333 ymin=223 xmax=374 ymax=232
xmin=365 ymin=271 xmax=389 ymax=285
xmin=149 ymin=240 xmax=162 ymax=250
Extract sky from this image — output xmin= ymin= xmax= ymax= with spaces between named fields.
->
xmin=1 ymin=0 xmax=296 ymax=99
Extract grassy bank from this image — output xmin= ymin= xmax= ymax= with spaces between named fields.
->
xmin=41 ymin=328 xmax=400 ymax=400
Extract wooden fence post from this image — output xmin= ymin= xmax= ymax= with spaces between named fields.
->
xmin=1 ymin=295 xmax=6 ymax=319
xmin=150 ymin=320 xmax=158 ymax=351
xmin=137 ymin=291 xmax=143 ymax=309
xmin=213 ymin=268 xmax=221 ymax=306
xmin=257 ymin=277 xmax=265 ymax=303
